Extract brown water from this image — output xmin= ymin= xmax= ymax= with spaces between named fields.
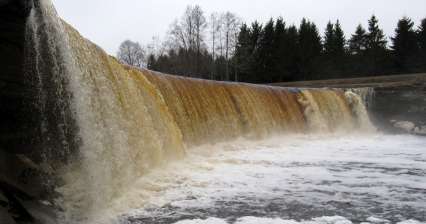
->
xmin=24 ymin=1 xmax=377 ymax=223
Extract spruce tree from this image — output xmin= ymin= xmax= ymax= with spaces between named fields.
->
xmin=367 ymin=15 xmax=387 ymax=50
xmin=247 ymin=21 xmax=262 ymax=82
xmin=298 ymin=18 xmax=322 ymax=80
xmin=322 ymin=20 xmax=346 ymax=78
xmin=256 ymin=19 xmax=275 ymax=83
xmin=333 ymin=20 xmax=346 ymax=57
xmin=324 ymin=21 xmax=345 ymax=57
xmin=323 ymin=21 xmax=335 ymax=56
xmin=250 ymin=22 xmax=263 ymax=51
xmin=285 ymin=25 xmax=300 ymax=81
xmin=349 ymin=24 xmax=368 ymax=55
xmin=272 ymin=17 xmax=287 ymax=82
xmin=391 ymin=17 xmax=419 ymax=72
xmin=366 ymin=15 xmax=389 ymax=75
xmin=234 ymin=24 xmax=252 ymax=82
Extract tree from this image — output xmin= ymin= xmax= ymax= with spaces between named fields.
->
xmin=284 ymin=25 xmax=300 ymax=80
xmin=349 ymin=24 xmax=367 ymax=55
xmin=209 ymin=13 xmax=221 ymax=79
xmin=366 ymin=15 xmax=387 ymax=50
xmin=192 ymin=5 xmax=207 ymax=69
xmin=333 ymin=20 xmax=346 ymax=57
xmin=298 ymin=18 xmax=322 ymax=80
xmin=323 ymin=22 xmax=335 ymax=55
xmin=117 ymin=40 xmax=146 ymax=68
xmin=347 ymin=24 xmax=369 ymax=76
xmin=391 ymin=17 xmax=419 ymax=72
xmin=271 ymin=17 xmax=288 ymax=82
xmin=418 ymin=18 xmax=426 ymax=69
xmin=146 ymin=36 xmax=166 ymax=59
xmin=322 ymin=20 xmax=346 ymax=78
xmin=255 ymin=18 xmax=275 ymax=83
xmin=365 ymin=15 xmax=389 ymax=75
xmin=147 ymin=54 xmax=156 ymax=70
xmin=168 ymin=5 xmax=207 ymax=76
xmin=149 ymin=12 xmax=426 ymax=83
xmin=245 ymin=21 xmax=263 ymax=82
xmin=234 ymin=24 xmax=252 ymax=82
xmin=220 ymin=12 xmax=241 ymax=80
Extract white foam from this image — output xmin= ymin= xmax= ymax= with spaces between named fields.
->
xmin=236 ymin=216 xmax=352 ymax=224
xmin=396 ymin=220 xmax=426 ymax=224
xmin=174 ymin=217 xmax=228 ymax=224
xmin=106 ymin=134 xmax=426 ymax=223
xmin=174 ymin=216 xmax=425 ymax=224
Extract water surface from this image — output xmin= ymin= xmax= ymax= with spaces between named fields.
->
xmin=114 ymin=135 xmax=425 ymax=224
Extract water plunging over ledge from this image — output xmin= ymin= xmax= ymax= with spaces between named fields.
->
xmin=1 ymin=0 xmax=421 ymax=223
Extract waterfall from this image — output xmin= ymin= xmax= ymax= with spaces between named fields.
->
xmin=23 ymin=0 xmax=376 ymax=223
xmin=345 ymin=89 xmax=376 ymax=132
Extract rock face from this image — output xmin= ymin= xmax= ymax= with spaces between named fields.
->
xmin=0 ymin=0 xmax=39 ymax=154
xmin=371 ymin=84 xmax=426 ymax=134
xmin=272 ymin=74 xmax=426 ymax=135
xmin=0 ymin=1 xmax=56 ymax=223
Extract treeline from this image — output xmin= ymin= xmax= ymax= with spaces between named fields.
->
xmin=118 ymin=5 xmax=426 ymax=83
xmin=233 ymin=16 xmax=426 ymax=83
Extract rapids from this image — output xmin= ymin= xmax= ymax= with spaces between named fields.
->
xmin=116 ymin=135 xmax=426 ymax=224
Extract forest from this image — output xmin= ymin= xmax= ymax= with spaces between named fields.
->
xmin=117 ymin=5 xmax=426 ymax=83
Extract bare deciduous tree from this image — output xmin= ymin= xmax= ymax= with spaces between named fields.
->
xmin=168 ymin=5 xmax=207 ymax=75
xmin=117 ymin=40 xmax=146 ymax=68
xmin=220 ymin=12 xmax=241 ymax=80
xmin=209 ymin=12 xmax=221 ymax=79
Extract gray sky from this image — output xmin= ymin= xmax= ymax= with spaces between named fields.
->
xmin=52 ymin=0 xmax=426 ymax=55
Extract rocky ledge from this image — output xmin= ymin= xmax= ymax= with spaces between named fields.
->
xmin=272 ymin=73 xmax=426 ymax=135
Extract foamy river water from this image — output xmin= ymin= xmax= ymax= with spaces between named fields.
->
xmin=111 ymin=134 xmax=425 ymax=224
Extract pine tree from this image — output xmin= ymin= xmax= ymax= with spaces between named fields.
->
xmin=349 ymin=24 xmax=368 ymax=55
xmin=391 ymin=17 xmax=419 ymax=72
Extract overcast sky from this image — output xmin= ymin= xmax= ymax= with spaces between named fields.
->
xmin=52 ymin=0 xmax=426 ymax=55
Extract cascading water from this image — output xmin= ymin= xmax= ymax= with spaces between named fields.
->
xmin=23 ymin=1 xmax=379 ymax=223
xmin=345 ymin=89 xmax=376 ymax=132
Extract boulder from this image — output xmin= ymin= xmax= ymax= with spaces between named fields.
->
xmin=391 ymin=120 xmax=415 ymax=133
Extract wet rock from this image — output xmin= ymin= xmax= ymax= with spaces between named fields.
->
xmin=390 ymin=121 xmax=426 ymax=136
xmin=391 ymin=120 xmax=416 ymax=133
xmin=273 ymin=74 xmax=426 ymax=134
xmin=0 ymin=206 xmax=15 ymax=224
xmin=0 ymin=0 xmax=39 ymax=155
xmin=413 ymin=126 xmax=426 ymax=136
xmin=0 ymin=148 xmax=59 ymax=223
